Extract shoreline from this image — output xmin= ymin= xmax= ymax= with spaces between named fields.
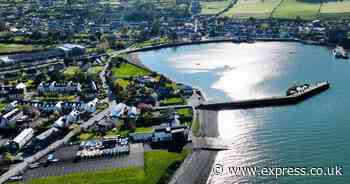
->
xmin=120 ymin=38 xmax=336 ymax=55
xmin=126 ymin=52 xmax=219 ymax=184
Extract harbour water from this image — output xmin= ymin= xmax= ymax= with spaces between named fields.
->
xmin=139 ymin=42 xmax=350 ymax=183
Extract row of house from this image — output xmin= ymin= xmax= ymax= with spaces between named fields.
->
xmin=8 ymin=98 xmax=98 ymax=113
xmin=0 ymin=83 xmax=26 ymax=100
xmin=0 ymin=108 xmax=26 ymax=129
xmin=37 ymin=81 xmax=82 ymax=94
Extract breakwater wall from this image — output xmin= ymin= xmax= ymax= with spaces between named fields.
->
xmin=197 ymin=82 xmax=330 ymax=110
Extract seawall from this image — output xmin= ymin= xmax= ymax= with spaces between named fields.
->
xmin=197 ymin=82 xmax=330 ymax=110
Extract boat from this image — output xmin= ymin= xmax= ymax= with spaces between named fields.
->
xmin=332 ymin=46 xmax=349 ymax=59
xmin=286 ymin=83 xmax=310 ymax=96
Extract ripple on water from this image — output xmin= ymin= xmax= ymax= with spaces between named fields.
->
xmin=139 ymin=42 xmax=350 ymax=184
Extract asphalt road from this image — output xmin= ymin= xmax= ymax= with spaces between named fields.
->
xmin=0 ymin=100 xmax=116 ymax=184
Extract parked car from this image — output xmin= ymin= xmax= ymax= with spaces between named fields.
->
xmin=8 ymin=175 xmax=23 ymax=181
xmin=29 ymin=162 xmax=41 ymax=169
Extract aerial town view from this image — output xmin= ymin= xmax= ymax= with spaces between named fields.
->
xmin=0 ymin=0 xmax=349 ymax=183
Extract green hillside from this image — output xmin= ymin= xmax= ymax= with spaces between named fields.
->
xmin=201 ymin=0 xmax=350 ymax=19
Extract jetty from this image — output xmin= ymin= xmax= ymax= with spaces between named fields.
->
xmin=197 ymin=81 xmax=330 ymax=110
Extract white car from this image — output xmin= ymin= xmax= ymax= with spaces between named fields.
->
xmin=8 ymin=175 xmax=23 ymax=181
xmin=29 ymin=162 xmax=40 ymax=169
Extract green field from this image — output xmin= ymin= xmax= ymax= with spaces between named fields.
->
xmin=272 ymin=0 xmax=321 ymax=19
xmin=319 ymin=0 xmax=350 ymax=18
xmin=63 ymin=66 xmax=82 ymax=80
xmin=112 ymin=63 xmax=151 ymax=78
xmin=224 ymin=0 xmax=281 ymax=18
xmin=87 ymin=66 xmax=103 ymax=76
xmin=23 ymin=150 xmax=189 ymax=184
xmin=0 ymin=44 xmax=37 ymax=54
xmin=200 ymin=0 xmax=231 ymax=15
xmin=217 ymin=0 xmax=350 ymax=19
xmin=0 ymin=101 xmax=6 ymax=111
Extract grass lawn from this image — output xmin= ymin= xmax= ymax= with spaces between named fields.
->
xmin=134 ymin=37 xmax=169 ymax=48
xmin=112 ymin=63 xmax=151 ymax=78
xmin=0 ymin=43 xmax=38 ymax=54
xmin=272 ymin=0 xmax=321 ymax=20
xmin=77 ymin=132 xmax=99 ymax=141
xmin=320 ymin=0 xmax=350 ymax=18
xmin=79 ymin=125 xmax=153 ymax=140
xmin=0 ymin=101 xmax=6 ymax=111
xmin=87 ymin=66 xmax=103 ymax=76
xmin=176 ymin=107 xmax=193 ymax=117
xmin=63 ymin=66 xmax=82 ymax=79
xmin=160 ymin=97 xmax=186 ymax=106
xmin=36 ymin=93 xmax=76 ymax=101
xmin=105 ymin=127 xmax=154 ymax=138
xmin=224 ymin=0 xmax=282 ymax=18
xmin=200 ymin=0 xmax=231 ymax=15
xmin=24 ymin=150 xmax=189 ymax=184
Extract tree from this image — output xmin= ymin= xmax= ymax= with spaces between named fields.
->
xmin=3 ymin=152 xmax=14 ymax=163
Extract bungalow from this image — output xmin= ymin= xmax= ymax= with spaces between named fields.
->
xmin=37 ymin=81 xmax=82 ymax=94
xmin=151 ymin=125 xmax=189 ymax=143
xmin=91 ymin=118 xmax=116 ymax=133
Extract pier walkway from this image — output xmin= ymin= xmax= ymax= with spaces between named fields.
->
xmin=197 ymin=82 xmax=330 ymax=110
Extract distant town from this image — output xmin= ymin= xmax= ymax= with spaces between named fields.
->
xmin=0 ymin=0 xmax=350 ymax=183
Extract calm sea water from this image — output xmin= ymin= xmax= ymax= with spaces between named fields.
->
xmin=139 ymin=42 xmax=350 ymax=184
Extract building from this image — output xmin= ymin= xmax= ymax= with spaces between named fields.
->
xmin=31 ymin=127 xmax=61 ymax=150
xmin=18 ymin=99 xmax=97 ymax=113
xmin=37 ymin=81 xmax=82 ymax=94
xmin=110 ymin=103 xmax=139 ymax=119
xmin=151 ymin=125 xmax=189 ymax=143
xmin=0 ymin=108 xmax=24 ymax=128
xmin=0 ymin=49 xmax=64 ymax=64
xmin=58 ymin=44 xmax=86 ymax=57
xmin=8 ymin=128 xmax=35 ymax=151
xmin=0 ymin=84 xmax=25 ymax=100
xmin=84 ymin=98 xmax=98 ymax=113
xmin=0 ymin=44 xmax=85 ymax=65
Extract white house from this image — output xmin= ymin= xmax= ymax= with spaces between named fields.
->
xmin=67 ymin=109 xmax=80 ymax=123
xmin=0 ymin=108 xmax=23 ymax=128
xmin=8 ymin=128 xmax=34 ymax=150
xmin=53 ymin=109 xmax=80 ymax=129
xmin=84 ymin=98 xmax=98 ymax=113
xmin=110 ymin=103 xmax=139 ymax=119
xmin=5 ymin=100 xmax=18 ymax=112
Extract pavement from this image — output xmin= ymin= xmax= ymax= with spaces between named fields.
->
xmin=23 ymin=143 xmax=144 ymax=181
